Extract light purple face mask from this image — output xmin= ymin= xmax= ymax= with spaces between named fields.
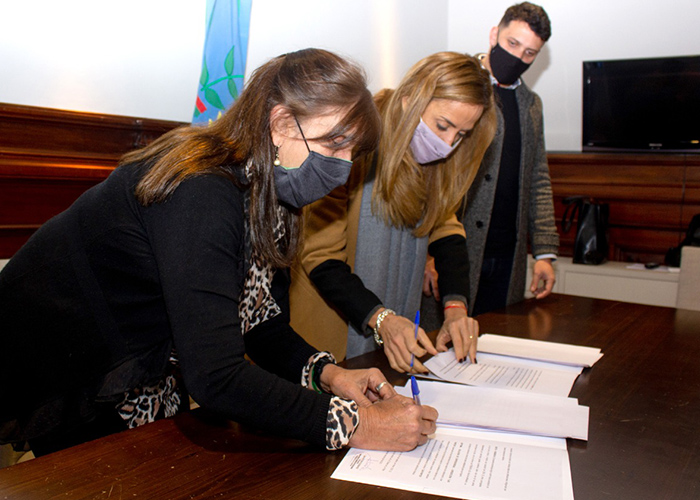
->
xmin=409 ymin=118 xmax=461 ymax=165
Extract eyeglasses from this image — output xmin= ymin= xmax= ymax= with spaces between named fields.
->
xmin=293 ymin=116 xmax=310 ymax=152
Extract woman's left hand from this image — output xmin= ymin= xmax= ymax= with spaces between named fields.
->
xmin=319 ymin=364 xmax=396 ymax=407
xmin=436 ymin=302 xmax=478 ymax=363
xmin=422 ymin=255 xmax=440 ymax=300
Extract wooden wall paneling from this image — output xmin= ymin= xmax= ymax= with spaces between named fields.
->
xmin=682 ymin=157 xmax=700 ymax=224
xmin=0 ymin=177 xmax=104 ymax=225
xmin=0 ymin=103 xmax=183 ymax=259
xmin=1 ymin=103 xmax=698 ymax=264
xmin=549 ymin=153 xmax=699 ymax=263
xmin=0 ymin=227 xmax=37 ymax=259
xmin=607 ymin=228 xmax=682 ymax=263
xmin=0 ymin=151 xmax=117 ymax=255
xmin=0 ymin=103 xmax=180 ymax=156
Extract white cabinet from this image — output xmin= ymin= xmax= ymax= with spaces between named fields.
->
xmin=526 ymin=256 xmax=679 ymax=308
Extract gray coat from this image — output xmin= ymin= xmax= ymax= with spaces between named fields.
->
xmin=461 ymin=81 xmax=559 ymax=308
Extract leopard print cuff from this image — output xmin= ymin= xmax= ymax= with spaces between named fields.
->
xmin=326 ymin=397 xmax=359 ymax=451
xmin=116 ymin=374 xmax=181 ymax=429
xmin=302 ymin=351 xmax=336 ymax=390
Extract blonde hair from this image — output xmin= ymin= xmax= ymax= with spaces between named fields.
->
xmin=370 ymin=52 xmax=497 ymax=237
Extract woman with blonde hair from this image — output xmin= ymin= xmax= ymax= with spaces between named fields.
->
xmin=291 ymin=52 xmax=497 ymax=373
xmin=0 ymin=49 xmax=438 ymax=456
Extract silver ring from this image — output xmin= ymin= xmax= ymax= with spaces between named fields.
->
xmin=375 ymin=381 xmax=388 ymax=392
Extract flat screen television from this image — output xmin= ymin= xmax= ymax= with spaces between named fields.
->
xmin=582 ymin=55 xmax=700 ymax=153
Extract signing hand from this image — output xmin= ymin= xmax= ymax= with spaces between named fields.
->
xmin=319 ymin=365 xmax=396 ymax=407
xmin=436 ymin=301 xmax=478 ymax=363
xmin=531 ymin=259 xmax=556 ymax=299
xmin=373 ymin=311 xmax=438 ymax=374
xmin=349 ymin=394 xmax=438 ymax=451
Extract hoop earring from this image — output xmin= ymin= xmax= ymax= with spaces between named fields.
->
xmin=273 ymin=146 xmax=281 ymax=166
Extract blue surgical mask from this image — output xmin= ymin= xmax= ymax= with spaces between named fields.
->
xmin=274 ymin=117 xmax=352 ymax=209
xmin=409 ymin=118 xmax=461 ymax=165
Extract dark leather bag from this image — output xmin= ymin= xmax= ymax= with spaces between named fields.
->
xmin=562 ymin=196 xmax=609 ymax=265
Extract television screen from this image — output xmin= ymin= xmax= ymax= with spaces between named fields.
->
xmin=582 ymin=55 xmax=700 ymax=153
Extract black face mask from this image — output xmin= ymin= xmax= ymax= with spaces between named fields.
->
xmin=489 ymin=42 xmax=531 ymax=85
xmin=274 ymin=151 xmax=352 ymax=209
xmin=273 ymin=116 xmax=352 ymax=209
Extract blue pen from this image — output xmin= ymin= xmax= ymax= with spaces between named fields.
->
xmin=410 ymin=310 xmax=421 ymax=405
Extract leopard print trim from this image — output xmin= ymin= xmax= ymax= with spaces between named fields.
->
xmin=238 ymin=164 xmax=286 ymax=334
xmin=301 ymin=351 xmax=360 ymax=451
xmin=115 ymin=374 xmax=181 ymax=429
xmin=301 ymin=351 xmax=336 ymax=389
xmin=326 ymin=397 xmax=359 ymax=450
xmin=301 ymin=353 xmax=358 ymax=450
xmin=238 ymin=248 xmax=283 ymax=334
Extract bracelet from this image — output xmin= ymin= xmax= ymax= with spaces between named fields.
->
xmin=311 ymin=356 xmax=335 ymax=394
xmin=444 ymin=303 xmax=468 ymax=313
xmin=372 ymin=308 xmax=395 ymax=346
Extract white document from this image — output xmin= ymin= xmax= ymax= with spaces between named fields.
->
xmin=424 ymin=350 xmax=583 ymax=396
xmin=478 ymin=333 xmax=603 ymax=367
xmin=332 ymin=427 xmax=574 ymax=500
xmin=396 ymin=379 xmax=589 ymax=440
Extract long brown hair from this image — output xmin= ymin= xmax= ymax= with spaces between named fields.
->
xmin=122 ymin=48 xmax=380 ymax=267
xmin=370 ymin=52 xmax=497 ymax=237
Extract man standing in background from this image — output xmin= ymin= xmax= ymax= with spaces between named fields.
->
xmin=463 ymin=1 xmax=559 ymax=316
xmin=423 ymin=2 xmax=559 ymax=322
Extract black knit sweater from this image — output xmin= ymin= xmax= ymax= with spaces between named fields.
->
xmin=0 ymin=161 xmax=330 ymax=447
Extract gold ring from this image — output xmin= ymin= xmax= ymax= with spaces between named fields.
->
xmin=375 ymin=382 xmax=388 ymax=392
xmin=469 ymin=335 xmax=474 ymax=339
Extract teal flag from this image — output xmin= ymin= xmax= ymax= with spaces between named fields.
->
xmin=193 ymin=0 xmax=253 ymax=124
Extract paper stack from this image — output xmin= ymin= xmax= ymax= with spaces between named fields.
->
xmin=332 ymin=334 xmax=603 ymax=500
xmin=396 ymin=379 xmax=588 ymax=440
xmin=477 ymin=334 xmax=603 ymax=367
xmin=423 ymin=333 xmax=603 ymax=397
xmin=333 ymin=428 xmax=573 ymax=500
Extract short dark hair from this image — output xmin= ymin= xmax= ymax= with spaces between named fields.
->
xmin=499 ymin=2 xmax=551 ymax=42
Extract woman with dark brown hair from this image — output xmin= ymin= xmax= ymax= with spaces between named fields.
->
xmin=0 ymin=49 xmax=437 ymax=456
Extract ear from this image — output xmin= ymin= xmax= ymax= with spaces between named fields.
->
xmin=489 ymin=26 xmax=499 ymax=48
xmin=269 ymin=104 xmax=294 ymax=145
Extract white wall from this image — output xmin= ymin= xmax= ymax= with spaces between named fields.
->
xmin=1 ymin=0 xmax=698 ymax=151
xmin=448 ymin=0 xmax=700 ymax=151
xmin=0 ymin=0 xmax=205 ymax=122
xmin=246 ymin=0 xmax=448 ymax=93
xmin=0 ymin=0 xmax=448 ymax=123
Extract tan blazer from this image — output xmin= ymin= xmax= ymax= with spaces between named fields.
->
xmin=290 ymin=158 xmax=465 ymax=360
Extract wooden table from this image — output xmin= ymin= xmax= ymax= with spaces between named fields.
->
xmin=1 ymin=294 xmax=699 ymax=499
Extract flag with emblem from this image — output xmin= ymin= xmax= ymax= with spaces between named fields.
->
xmin=193 ymin=0 xmax=253 ymax=124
